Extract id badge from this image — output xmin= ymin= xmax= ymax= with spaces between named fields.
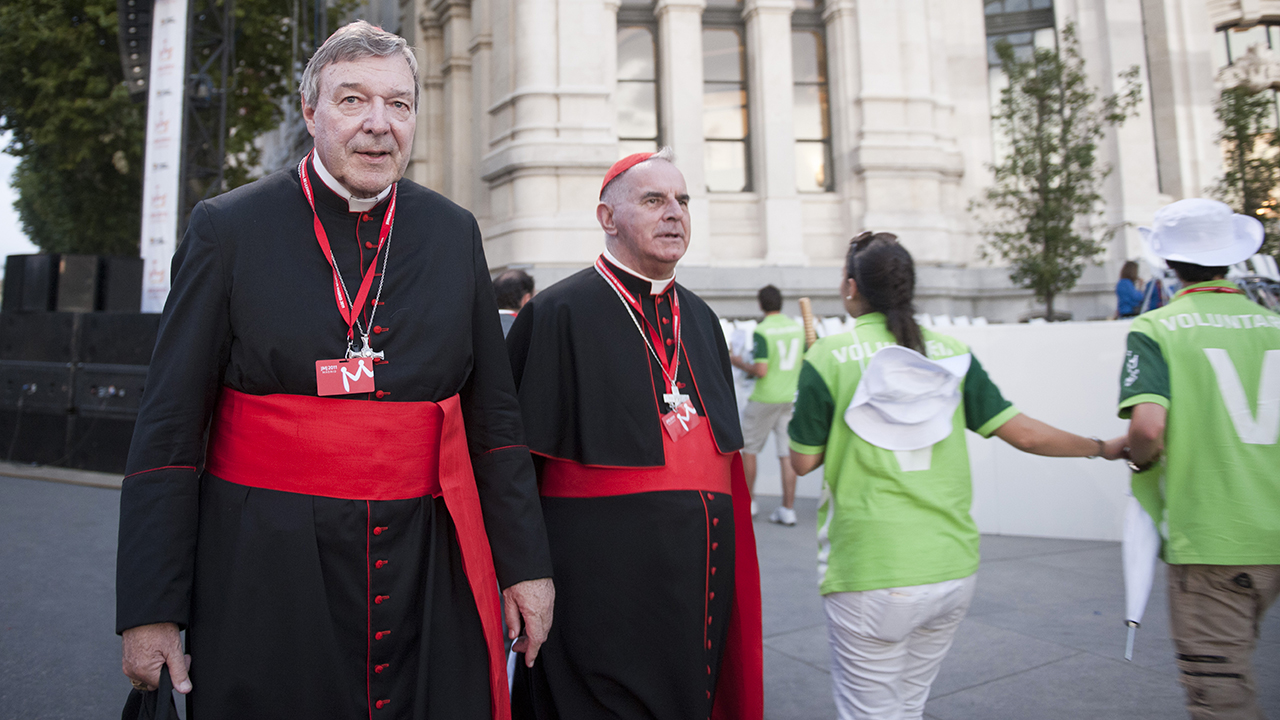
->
xmin=316 ymin=358 xmax=376 ymax=396
xmin=661 ymin=401 xmax=702 ymax=441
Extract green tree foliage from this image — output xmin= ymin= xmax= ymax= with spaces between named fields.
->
xmin=0 ymin=0 xmax=145 ymax=255
xmin=0 ymin=0 xmax=347 ymax=255
xmin=972 ymin=23 xmax=1143 ymax=320
xmin=1212 ymin=84 xmax=1280 ymax=257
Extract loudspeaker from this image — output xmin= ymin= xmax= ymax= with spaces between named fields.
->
xmin=56 ymin=255 xmax=100 ymax=312
xmin=0 ymin=361 xmax=74 ymax=413
xmin=66 ymin=411 xmax=137 ymax=474
xmin=0 ymin=313 xmax=77 ymax=362
xmin=78 ymin=313 xmax=159 ymax=365
xmin=98 ymin=256 xmax=144 ymax=312
xmin=2 ymin=256 xmax=24 ymax=313
xmin=13 ymin=255 xmax=59 ymax=312
xmin=0 ymin=409 xmax=69 ymax=466
xmin=116 ymin=0 xmax=154 ymax=101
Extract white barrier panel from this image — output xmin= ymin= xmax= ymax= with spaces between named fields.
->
xmin=746 ymin=319 xmax=1134 ymax=541
xmin=950 ymin=321 xmax=1133 ymax=541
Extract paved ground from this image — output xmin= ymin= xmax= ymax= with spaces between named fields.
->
xmin=0 ymin=472 xmax=1276 ymax=719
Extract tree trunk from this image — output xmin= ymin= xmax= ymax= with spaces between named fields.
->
xmin=1045 ymin=292 xmax=1056 ymax=322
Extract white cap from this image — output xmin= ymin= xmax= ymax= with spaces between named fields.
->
xmin=1138 ymin=198 xmax=1263 ymax=267
xmin=844 ymin=345 xmax=972 ymax=452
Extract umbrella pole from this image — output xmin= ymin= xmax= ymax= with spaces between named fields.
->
xmin=1124 ymin=621 xmax=1139 ymax=661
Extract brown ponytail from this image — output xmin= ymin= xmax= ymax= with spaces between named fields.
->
xmin=845 ymin=232 xmax=924 ymax=354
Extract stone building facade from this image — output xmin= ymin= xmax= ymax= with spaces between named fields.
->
xmin=381 ymin=0 xmax=1261 ymax=319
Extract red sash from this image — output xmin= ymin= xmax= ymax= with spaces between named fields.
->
xmin=205 ymin=389 xmax=510 ymax=720
xmin=535 ymin=422 xmax=764 ymax=720
xmin=539 ymin=420 xmax=732 ymax=497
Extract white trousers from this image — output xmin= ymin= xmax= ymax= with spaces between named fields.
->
xmin=823 ymin=574 xmax=977 ymax=720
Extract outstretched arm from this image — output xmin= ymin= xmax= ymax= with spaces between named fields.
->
xmin=993 ymin=413 xmax=1126 ymax=459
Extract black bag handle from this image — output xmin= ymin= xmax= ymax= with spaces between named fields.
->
xmin=120 ymin=664 xmax=179 ymax=720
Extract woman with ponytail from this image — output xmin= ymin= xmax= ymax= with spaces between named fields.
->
xmin=788 ymin=232 xmax=1126 ymax=720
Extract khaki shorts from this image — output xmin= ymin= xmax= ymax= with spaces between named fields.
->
xmin=1167 ymin=563 xmax=1280 ymax=720
xmin=741 ymin=400 xmax=793 ymax=457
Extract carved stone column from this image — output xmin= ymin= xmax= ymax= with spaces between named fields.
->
xmin=432 ymin=0 xmax=474 ymax=207
xmin=655 ymin=0 xmax=711 ymax=264
xmin=744 ymin=0 xmax=804 ymax=265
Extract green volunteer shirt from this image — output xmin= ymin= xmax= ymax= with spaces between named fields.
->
xmin=748 ymin=313 xmax=806 ymax=404
xmin=789 ymin=313 xmax=1019 ymax=594
xmin=1118 ymin=279 xmax=1280 ymax=566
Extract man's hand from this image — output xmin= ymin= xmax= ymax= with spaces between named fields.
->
xmin=122 ymin=622 xmax=192 ymax=694
xmin=502 ymin=577 xmax=555 ymax=667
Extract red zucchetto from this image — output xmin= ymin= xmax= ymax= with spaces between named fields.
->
xmin=600 ymin=152 xmax=655 ymax=199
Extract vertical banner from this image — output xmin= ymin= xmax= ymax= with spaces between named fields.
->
xmin=138 ymin=0 xmax=189 ymax=313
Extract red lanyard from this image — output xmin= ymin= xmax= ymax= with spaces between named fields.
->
xmin=298 ymin=151 xmax=397 ymax=343
xmin=595 ymin=255 xmax=682 ymax=391
xmin=1177 ymin=285 xmax=1244 ymax=298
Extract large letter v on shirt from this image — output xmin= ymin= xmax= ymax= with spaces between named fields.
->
xmin=1204 ymin=348 xmax=1280 ymax=445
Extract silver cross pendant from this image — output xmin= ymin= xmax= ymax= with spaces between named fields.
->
xmin=347 ymin=334 xmax=385 ymax=361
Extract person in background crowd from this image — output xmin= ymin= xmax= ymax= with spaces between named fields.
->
xmin=1117 ymin=260 xmax=1145 ymax=318
xmin=507 ymin=148 xmax=763 ymax=720
xmin=1119 ymin=198 xmax=1279 ymax=720
xmin=730 ymin=285 xmax=804 ymax=524
xmin=495 ymin=269 xmax=535 ymax=337
xmin=789 ymin=231 xmax=1125 ymax=720
xmin=116 ymin=21 xmax=553 ymax=719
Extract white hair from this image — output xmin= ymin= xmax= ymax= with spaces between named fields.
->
xmin=300 ymin=20 xmax=419 ymax=111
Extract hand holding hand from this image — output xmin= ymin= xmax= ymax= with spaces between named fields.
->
xmin=1101 ymin=435 xmax=1128 ymax=461
xmin=122 ymin=622 xmax=192 ymax=694
xmin=502 ymin=577 xmax=555 ymax=667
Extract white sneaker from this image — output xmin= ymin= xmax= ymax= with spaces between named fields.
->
xmin=750 ymin=500 xmax=758 ymax=518
xmin=769 ymin=506 xmax=797 ymax=526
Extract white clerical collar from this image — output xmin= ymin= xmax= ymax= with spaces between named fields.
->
xmin=312 ymin=153 xmax=392 ymax=213
xmin=603 ymin=248 xmax=676 ymax=295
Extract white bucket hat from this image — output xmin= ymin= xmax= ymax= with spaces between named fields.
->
xmin=844 ymin=346 xmax=972 ymax=452
xmin=1138 ymin=198 xmax=1263 ymax=267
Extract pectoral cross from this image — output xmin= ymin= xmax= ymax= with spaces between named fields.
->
xmin=347 ymin=334 xmax=385 ymax=361
xmin=663 ymin=382 xmax=689 ymax=412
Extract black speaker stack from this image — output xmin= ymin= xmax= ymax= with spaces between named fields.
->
xmin=1 ymin=254 xmax=157 ymax=474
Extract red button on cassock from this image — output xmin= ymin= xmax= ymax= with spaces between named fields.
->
xmin=375 ymin=594 xmax=390 ymax=604
xmin=376 ymin=390 xmax=386 ymax=398
xmin=365 ymin=241 xmax=375 ymax=249
xmin=375 ymin=630 xmax=390 ymax=640
xmin=375 ymin=699 xmax=390 ymax=709
xmin=374 ymin=526 xmax=388 ymax=535
xmin=711 ymin=566 xmax=716 ymax=575
xmin=665 ymin=338 xmax=674 ymax=346
xmin=373 ymin=326 xmax=385 ymax=334
xmin=712 ymin=518 xmax=719 ymax=526
xmin=711 ymin=542 xmax=718 ymax=551
xmin=375 ymin=560 xmax=388 ymax=568
xmin=707 ymin=493 xmax=715 ymax=501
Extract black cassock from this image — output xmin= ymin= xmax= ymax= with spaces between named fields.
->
xmin=116 ymin=159 xmax=552 ymax=720
xmin=506 ymin=258 xmax=747 ymax=720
